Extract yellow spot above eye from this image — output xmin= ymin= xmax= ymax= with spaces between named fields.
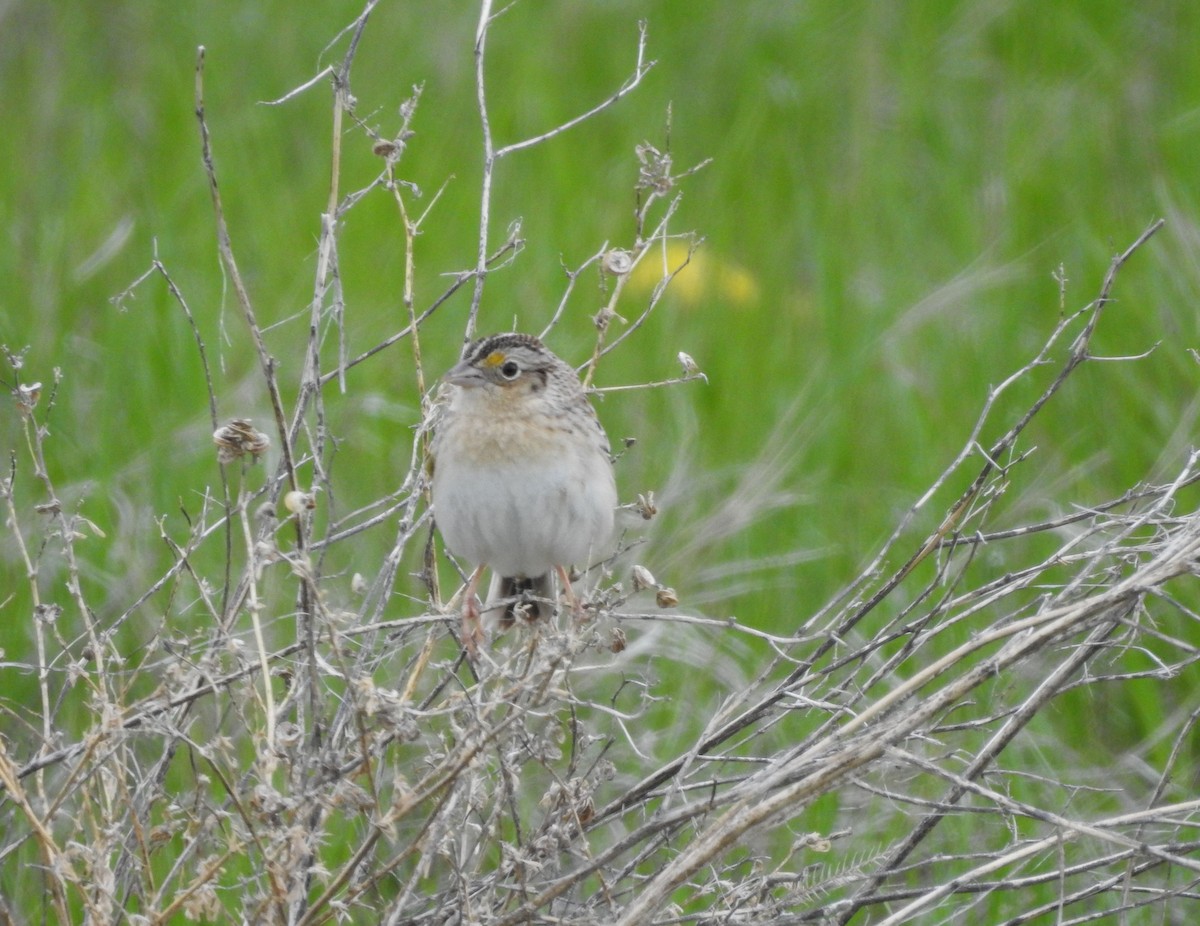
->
xmin=484 ymin=351 xmax=506 ymax=368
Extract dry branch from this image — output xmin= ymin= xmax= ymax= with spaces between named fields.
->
xmin=2 ymin=1 xmax=1196 ymax=923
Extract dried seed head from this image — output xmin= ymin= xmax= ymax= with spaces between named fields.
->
xmin=15 ymin=382 xmax=42 ymax=414
xmin=795 ymin=831 xmax=833 ymax=853
xmin=213 ymin=419 xmax=270 ymax=464
xmin=399 ymin=90 xmax=420 ymax=121
xmin=635 ymin=491 xmax=658 ymax=521
xmin=677 ymin=352 xmax=708 ymax=382
xmin=273 ymin=722 xmax=302 ymax=751
xmin=636 ymin=141 xmax=674 ymax=194
xmin=512 ymin=599 xmax=537 ymax=624
xmin=575 ymin=797 xmax=596 ymax=825
xmin=592 ymin=304 xmax=618 ymax=332
xmin=283 ymin=490 xmax=315 ymax=514
xmin=608 ymin=627 xmax=627 ymax=654
xmin=603 ymin=248 xmax=633 ymax=276
xmin=655 ymin=587 xmax=679 ymax=608
xmin=631 ymin=565 xmax=657 ymax=592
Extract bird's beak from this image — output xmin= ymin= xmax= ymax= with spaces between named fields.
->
xmin=445 ymin=360 xmax=486 ymax=388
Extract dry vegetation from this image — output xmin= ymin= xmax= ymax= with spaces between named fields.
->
xmin=3 ymin=3 xmax=1200 ymax=924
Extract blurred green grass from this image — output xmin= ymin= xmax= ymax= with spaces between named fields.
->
xmin=4 ymin=0 xmax=1200 ymax=747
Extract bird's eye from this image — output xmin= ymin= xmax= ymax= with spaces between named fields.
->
xmin=500 ymin=360 xmax=521 ymax=379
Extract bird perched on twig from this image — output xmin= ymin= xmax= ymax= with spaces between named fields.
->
xmin=430 ymin=332 xmax=617 ymax=653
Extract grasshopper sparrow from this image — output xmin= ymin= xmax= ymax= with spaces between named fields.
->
xmin=430 ymin=333 xmax=617 ymax=652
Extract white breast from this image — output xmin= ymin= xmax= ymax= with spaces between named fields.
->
xmin=431 ymin=387 xmax=617 ymax=578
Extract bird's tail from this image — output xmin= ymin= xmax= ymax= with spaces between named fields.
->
xmin=488 ymin=573 xmax=555 ymax=628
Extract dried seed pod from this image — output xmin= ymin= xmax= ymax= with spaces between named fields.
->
xmin=631 ymin=565 xmax=657 ymax=592
xmin=213 ymin=419 xmax=270 ymax=464
xmin=15 ymin=382 xmax=42 ymax=413
xmin=283 ymin=490 xmax=315 ymax=514
xmin=603 ymin=248 xmax=633 ymax=275
xmin=636 ymin=141 xmax=674 ymax=194
xmin=655 ymin=587 xmax=679 ymax=608
xmin=677 ymin=351 xmax=708 ymax=383
xmin=592 ymin=304 xmax=619 ymax=332
xmin=795 ymin=831 xmax=833 ymax=853
xmin=273 ymin=722 xmax=302 ymax=751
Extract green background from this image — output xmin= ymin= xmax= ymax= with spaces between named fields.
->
xmin=4 ymin=3 xmax=1195 ymax=623
xmin=3 ymin=0 xmax=1199 ymax=781
xmin=5 ymin=2 xmax=1200 ymax=919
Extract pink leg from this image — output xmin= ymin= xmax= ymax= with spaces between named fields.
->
xmin=461 ymin=565 xmax=486 ymax=655
xmin=556 ymin=565 xmax=588 ymax=623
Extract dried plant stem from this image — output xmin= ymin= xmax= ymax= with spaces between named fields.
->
xmin=2 ymin=462 xmax=53 ymax=782
xmin=467 ymin=4 xmax=653 ymax=339
xmin=5 ymin=2 xmax=1193 ymax=922
xmin=0 ymin=751 xmax=69 ymax=921
xmin=194 ymin=47 xmax=299 ymax=502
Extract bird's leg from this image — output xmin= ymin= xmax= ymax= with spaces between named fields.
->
xmin=461 ymin=565 xmax=487 ymax=655
xmin=556 ymin=565 xmax=589 ymax=624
